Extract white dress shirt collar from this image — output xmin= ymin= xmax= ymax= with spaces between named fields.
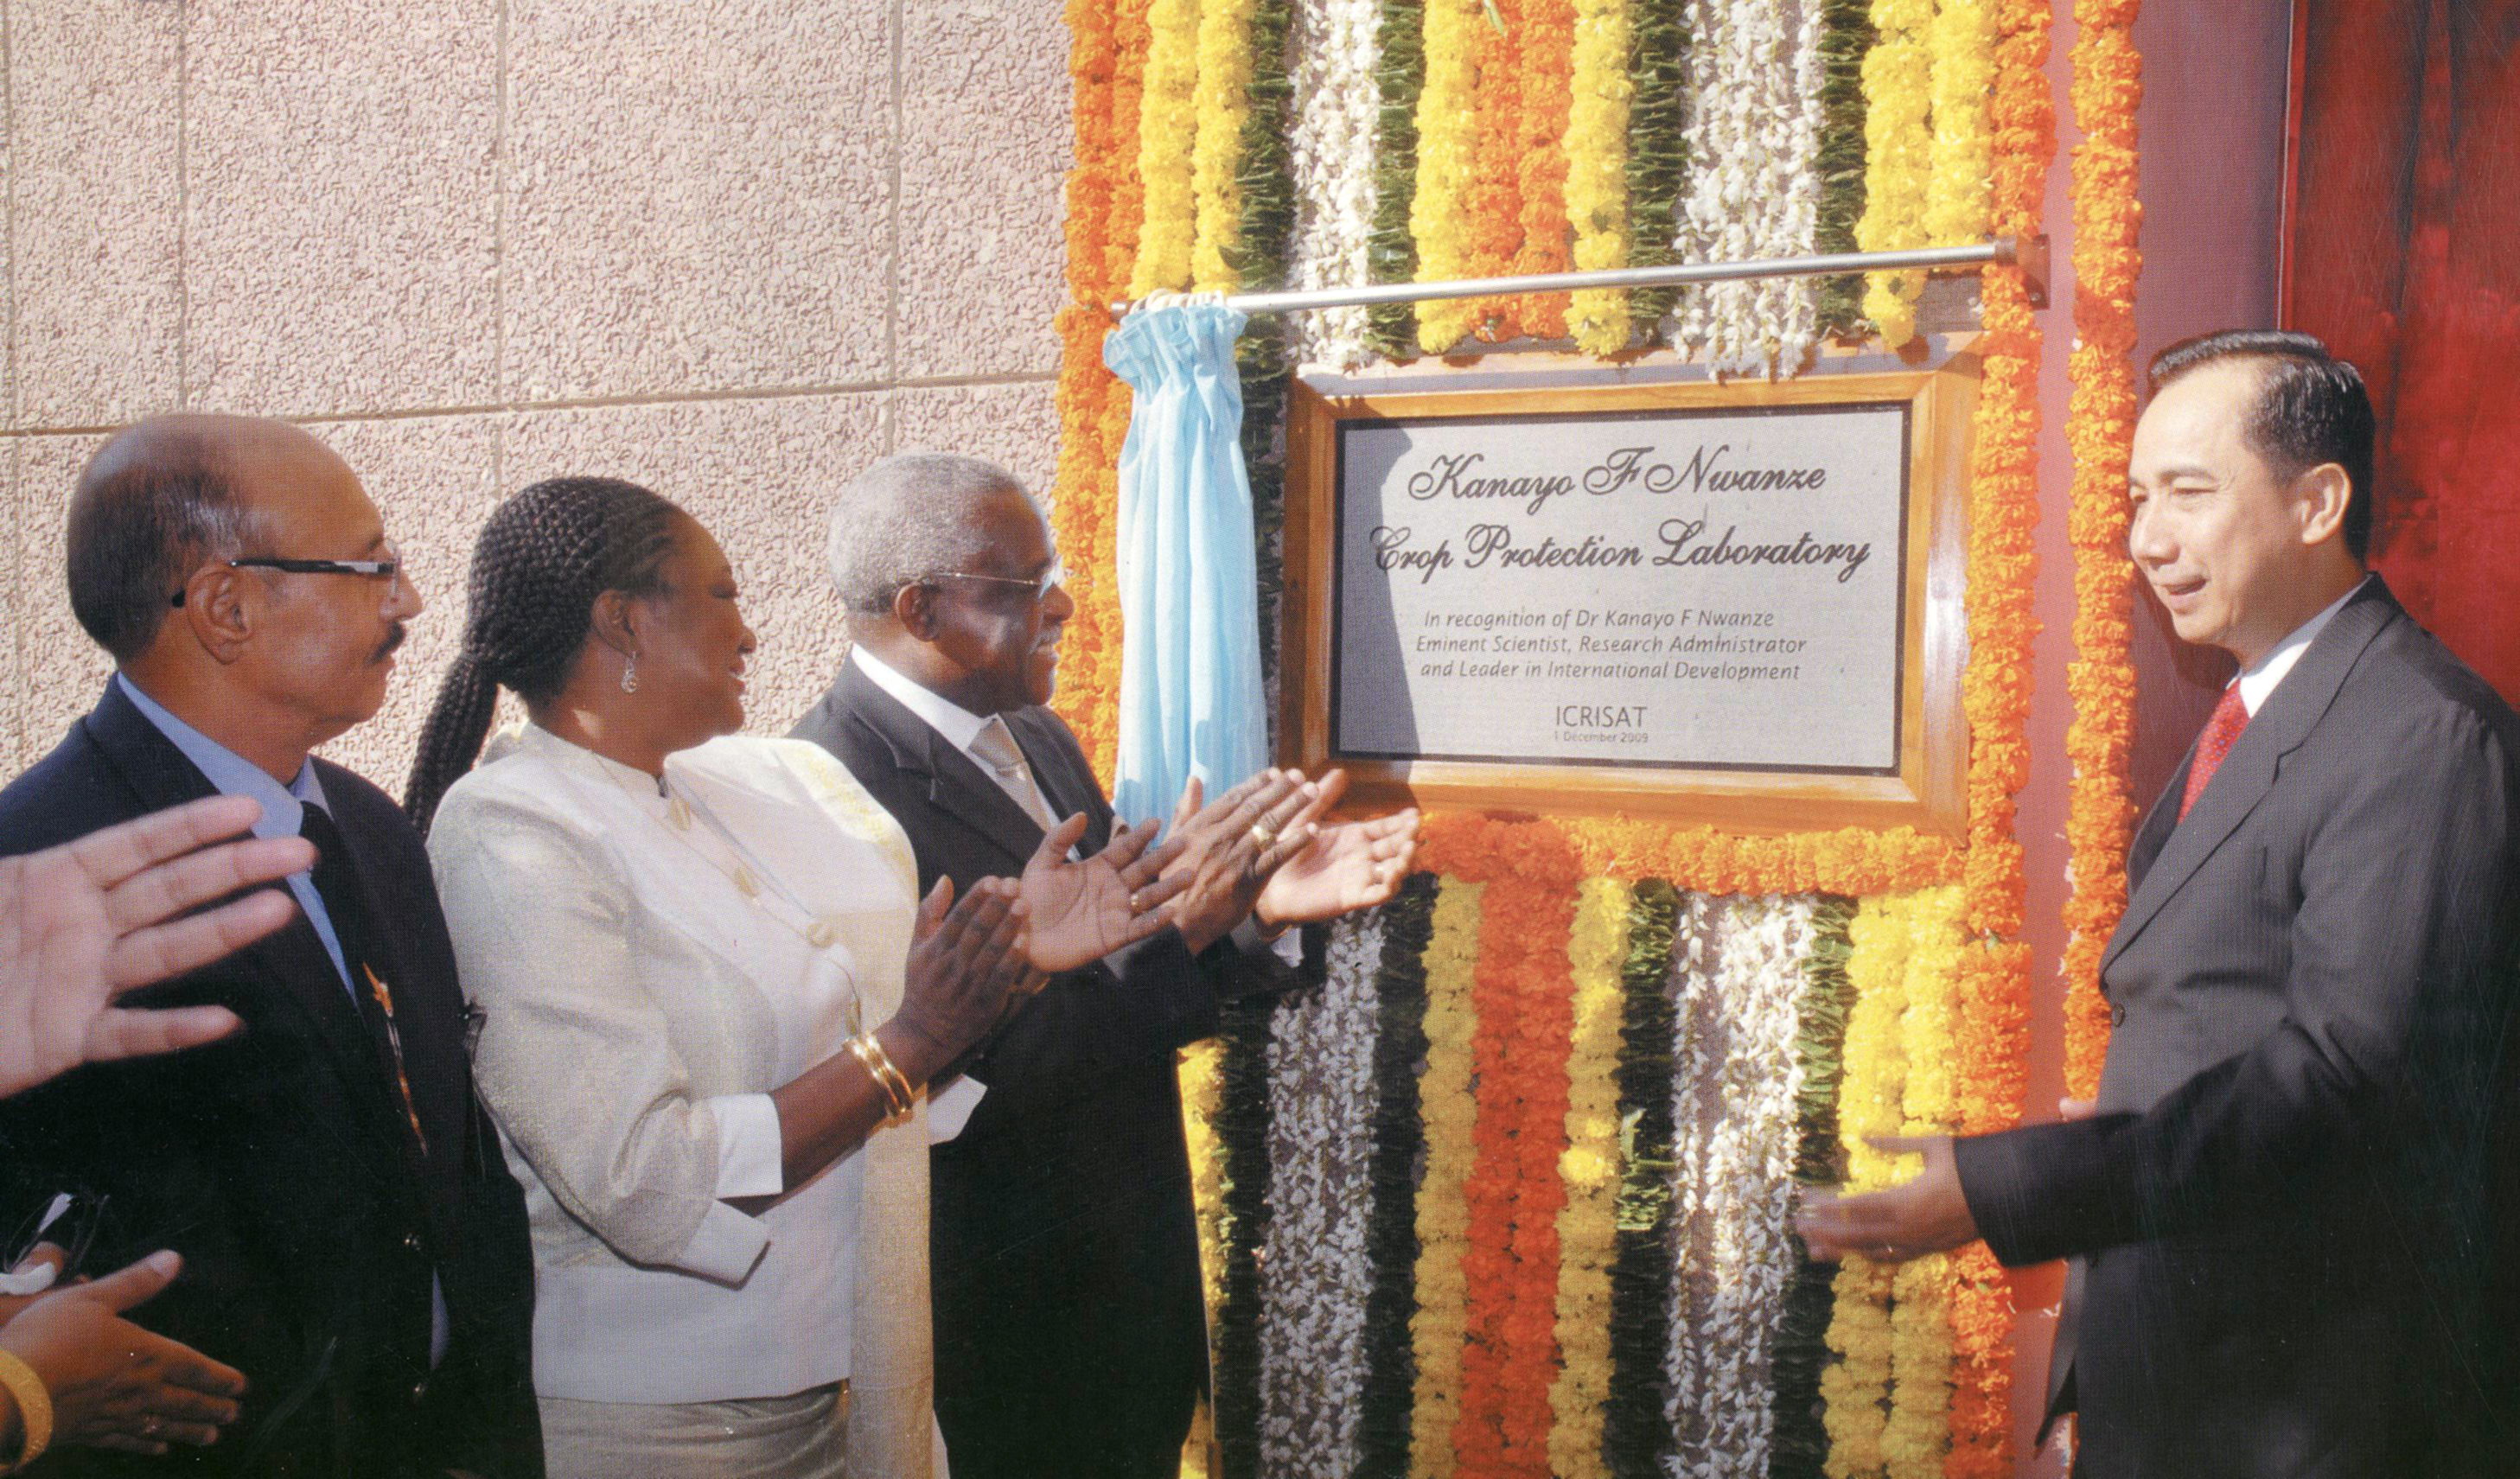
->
xmin=2233 ymin=575 xmax=2370 ymax=717
xmin=850 ymin=644 xmax=997 ymax=759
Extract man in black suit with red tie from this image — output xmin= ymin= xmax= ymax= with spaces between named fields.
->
xmin=1802 ymin=332 xmax=2520 ymax=1477
xmin=792 ymin=453 xmax=1416 ymax=1479
xmin=0 ymin=416 xmax=540 ymax=1476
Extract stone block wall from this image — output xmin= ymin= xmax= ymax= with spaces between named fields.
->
xmin=0 ymin=0 xmax=1072 ymax=790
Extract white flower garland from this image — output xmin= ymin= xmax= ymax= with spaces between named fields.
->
xmin=1670 ymin=0 xmax=1828 ymax=376
xmin=1665 ymin=893 xmax=1821 ymax=1478
xmin=1256 ymin=912 xmax=1382 ymax=1476
xmin=1284 ymin=0 xmax=1384 ymax=369
xmin=1662 ymin=891 xmax=1720 ymax=1458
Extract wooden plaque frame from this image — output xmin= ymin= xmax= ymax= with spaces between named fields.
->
xmin=1278 ymin=357 xmax=1980 ymax=837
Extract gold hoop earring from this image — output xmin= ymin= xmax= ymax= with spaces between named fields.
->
xmin=620 ymin=654 xmax=639 ymax=694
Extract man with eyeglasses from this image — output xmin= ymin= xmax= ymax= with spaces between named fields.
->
xmin=793 ymin=453 xmax=1416 ymax=1479
xmin=0 ymin=414 xmax=540 ymax=1476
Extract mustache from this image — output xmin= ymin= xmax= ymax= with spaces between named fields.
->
xmin=372 ymin=623 xmax=408 ymax=664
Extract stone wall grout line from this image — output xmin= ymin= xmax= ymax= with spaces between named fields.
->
xmin=0 ymin=370 xmax=1063 ymax=439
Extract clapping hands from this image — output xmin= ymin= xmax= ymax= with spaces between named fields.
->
xmin=1015 ymin=813 xmax=1190 ymax=973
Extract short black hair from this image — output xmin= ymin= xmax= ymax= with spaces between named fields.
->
xmin=65 ymin=425 xmax=261 ymax=661
xmin=2147 ymin=329 xmax=2377 ymax=561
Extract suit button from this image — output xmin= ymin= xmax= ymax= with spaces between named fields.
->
xmin=410 ymin=1379 xmax=429 ymax=1405
xmin=2109 ymin=1004 xmax=2127 ymax=1027
xmin=402 ymin=1233 xmax=424 ymax=1253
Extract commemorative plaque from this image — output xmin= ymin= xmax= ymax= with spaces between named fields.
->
xmin=1280 ymin=361 xmax=1975 ymax=834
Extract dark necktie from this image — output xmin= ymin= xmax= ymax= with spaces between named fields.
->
xmin=2178 ymin=684 xmax=2251 ymax=821
xmin=297 ymin=803 xmax=429 ymax=1154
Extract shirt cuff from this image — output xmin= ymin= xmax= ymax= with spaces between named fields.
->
xmin=707 ymin=1093 xmax=784 ymax=1199
xmin=1230 ymin=915 xmax=1304 ymax=966
xmin=927 ymin=1077 xmax=987 ymax=1144
xmin=673 ymin=1202 xmax=773 ymax=1285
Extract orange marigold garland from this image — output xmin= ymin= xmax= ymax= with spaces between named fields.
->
xmin=1421 ymin=813 xmax=1962 ymax=900
xmin=2059 ymin=0 xmax=2144 ymax=1100
xmin=1941 ymin=0 xmax=2056 ymax=1470
xmin=1467 ymin=0 xmax=1527 ymax=342
xmin=1051 ymin=0 xmax=1143 ymax=786
xmin=1511 ymin=0 xmax=1577 ymax=339
xmin=1423 ymin=818 xmax=1585 ymax=1479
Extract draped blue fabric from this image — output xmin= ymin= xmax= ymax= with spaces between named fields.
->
xmin=1101 ymin=301 xmax=1269 ymax=828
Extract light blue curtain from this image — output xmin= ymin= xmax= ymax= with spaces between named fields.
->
xmin=1102 ymin=301 xmax=1269 ymax=828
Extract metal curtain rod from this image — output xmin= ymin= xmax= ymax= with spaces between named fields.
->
xmin=1108 ymin=235 xmax=2048 ymax=318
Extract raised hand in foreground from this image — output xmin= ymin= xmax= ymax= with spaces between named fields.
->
xmin=0 ymin=794 xmax=314 ymax=1100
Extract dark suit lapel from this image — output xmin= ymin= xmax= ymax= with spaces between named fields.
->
xmin=1009 ymin=707 xmax=1113 ymax=854
xmin=83 ymin=685 xmax=408 ymax=1167
xmin=314 ymin=768 xmax=465 ymax=1183
xmin=2101 ymin=578 xmax=2399 ymax=973
xmin=835 ymin=661 xmax=1047 ymax=874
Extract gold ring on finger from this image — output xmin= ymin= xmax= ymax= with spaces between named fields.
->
xmin=1248 ymin=822 xmax=1278 ymax=850
xmin=1128 ymin=890 xmax=1145 ymax=913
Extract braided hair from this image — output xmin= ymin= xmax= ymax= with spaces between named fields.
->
xmin=405 ymin=476 xmax=685 ymax=833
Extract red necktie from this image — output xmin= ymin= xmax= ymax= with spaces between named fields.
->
xmin=2179 ymin=684 xmax=2251 ymax=820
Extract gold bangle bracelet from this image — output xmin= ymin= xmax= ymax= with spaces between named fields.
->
xmin=0 ymin=1348 xmax=53 ymax=1474
xmin=847 ymin=1034 xmax=915 ymax=1119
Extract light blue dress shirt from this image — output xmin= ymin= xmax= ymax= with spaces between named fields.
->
xmin=117 ymin=673 xmax=449 ymax=1367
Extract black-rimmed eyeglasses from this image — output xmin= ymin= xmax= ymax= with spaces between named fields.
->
xmin=925 ymin=558 xmax=1068 ymax=603
xmin=170 ymin=554 xmax=403 ymax=608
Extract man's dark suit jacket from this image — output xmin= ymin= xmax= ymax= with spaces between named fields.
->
xmin=0 ymin=682 xmax=540 ymax=1477
xmin=1954 ymin=579 xmax=2520 ymax=1479
xmin=794 ymin=660 xmax=1298 ymax=1479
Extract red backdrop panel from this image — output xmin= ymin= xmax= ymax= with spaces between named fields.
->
xmin=2287 ymin=0 xmax=2520 ymax=701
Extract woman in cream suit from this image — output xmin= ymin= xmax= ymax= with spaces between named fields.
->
xmin=403 ymin=477 xmax=1182 ymax=1478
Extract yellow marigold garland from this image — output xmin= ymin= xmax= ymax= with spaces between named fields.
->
xmin=1921 ymin=0 xmax=1994 ymax=248
xmin=1190 ymin=0 xmax=1261 ymax=291
xmin=1856 ymin=0 xmax=1934 ymax=347
xmin=1547 ymin=877 xmax=1631 ymax=1479
xmin=2060 ymin=0 xmax=2144 ymax=1100
xmin=1882 ymin=887 xmax=1965 ymax=1479
xmin=1562 ymin=0 xmax=1635 ymax=356
xmin=1132 ymin=0 xmax=1202 ymax=296
xmin=1411 ymin=0 xmax=1483 ymax=353
xmin=1179 ymin=1036 xmax=1227 ymax=1477
xmin=1821 ymin=894 xmax=1913 ymax=1479
xmin=1411 ymin=877 xmax=1484 ymax=1476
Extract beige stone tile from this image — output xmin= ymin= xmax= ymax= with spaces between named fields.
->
xmin=10 ymin=2 xmax=181 ymax=429
xmin=502 ymin=1 xmax=896 ymax=403
xmin=13 ymin=435 xmax=118 ymax=773
xmin=500 ymin=393 xmax=888 ymax=733
xmin=889 ymin=379 xmax=1061 ymax=503
xmin=896 ymin=0 xmax=1071 ymax=379
xmin=183 ymin=0 xmax=500 ymax=417
xmin=304 ymin=416 xmax=507 ymax=792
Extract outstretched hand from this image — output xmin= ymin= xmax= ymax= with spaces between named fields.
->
xmin=1794 ymin=1134 xmax=1980 ymax=1264
xmin=0 ymin=1250 xmax=246 ymax=1455
xmin=1016 ymin=813 xmax=1190 ymax=973
xmin=1251 ymin=771 xmax=1419 ymax=929
xmin=0 ymin=794 xmax=314 ymax=1100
